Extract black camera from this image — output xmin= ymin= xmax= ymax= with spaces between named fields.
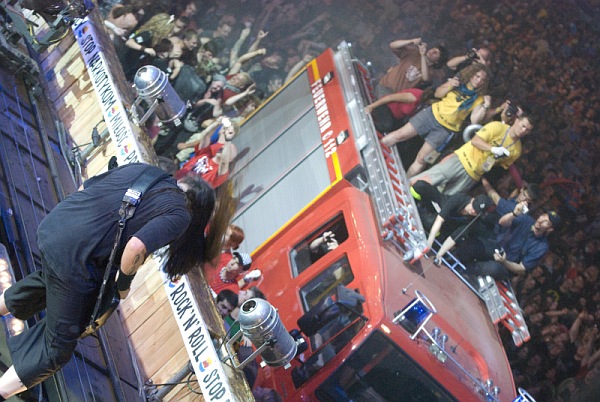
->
xmin=467 ymin=49 xmax=478 ymax=60
xmin=505 ymin=102 xmax=518 ymax=117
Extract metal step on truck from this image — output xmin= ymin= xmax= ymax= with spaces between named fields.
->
xmin=224 ymin=42 xmax=533 ymax=401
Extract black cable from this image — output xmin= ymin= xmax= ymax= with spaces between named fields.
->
xmin=148 ymin=380 xmax=194 ymax=387
xmin=185 ymin=371 xmax=203 ymax=395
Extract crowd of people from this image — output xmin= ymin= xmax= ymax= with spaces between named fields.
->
xmin=97 ymin=0 xmax=600 ymax=400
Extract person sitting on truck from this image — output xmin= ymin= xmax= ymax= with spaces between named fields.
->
xmin=381 ymin=63 xmax=491 ymax=178
xmin=411 ymin=180 xmax=495 ymax=262
xmin=452 ymin=178 xmax=554 ymax=280
xmin=366 ymin=85 xmax=436 ymax=170
xmin=410 ymin=111 xmax=534 ymax=195
xmin=204 ymin=224 xmax=245 ymax=284
xmin=154 ymin=105 xmax=217 ymax=162
xmin=463 ymin=210 xmax=559 ymax=280
xmin=210 ymin=251 xmax=252 ymax=292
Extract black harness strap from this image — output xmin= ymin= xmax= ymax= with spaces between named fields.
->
xmin=83 ymin=168 xmax=169 ymax=337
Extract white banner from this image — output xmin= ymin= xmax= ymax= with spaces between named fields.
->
xmin=154 ymin=248 xmax=235 ymax=402
xmin=72 ymin=17 xmax=143 ymax=165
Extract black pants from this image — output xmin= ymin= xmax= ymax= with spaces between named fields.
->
xmin=371 ymin=105 xmax=405 ymax=134
xmin=4 ymin=256 xmax=97 ymax=388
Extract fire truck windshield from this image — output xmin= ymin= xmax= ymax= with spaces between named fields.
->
xmin=314 ymin=331 xmax=456 ymax=401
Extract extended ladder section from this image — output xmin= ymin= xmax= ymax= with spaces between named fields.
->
xmin=332 ymin=42 xmax=428 ymax=262
xmin=434 ymin=242 xmax=530 ymax=347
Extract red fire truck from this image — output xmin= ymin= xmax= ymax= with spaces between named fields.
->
xmin=229 ymin=43 xmax=522 ymax=402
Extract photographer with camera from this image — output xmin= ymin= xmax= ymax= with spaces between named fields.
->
xmin=309 ymin=230 xmax=340 ymax=261
xmin=381 ymin=63 xmax=492 ymax=178
xmin=464 ymin=210 xmax=560 ymax=280
xmin=410 ymin=110 xmax=534 ymax=195
xmin=376 ymin=37 xmax=448 ymax=97
xmin=447 ymin=47 xmax=493 ymax=72
xmin=453 ymin=177 xmax=556 ymax=280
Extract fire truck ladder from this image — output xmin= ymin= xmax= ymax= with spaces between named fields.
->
xmin=333 ymin=42 xmax=428 ymax=263
xmin=434 ymin=243 xmax=530 ymax=347
xmin=333 ymin=40 xmax=528 ymax=346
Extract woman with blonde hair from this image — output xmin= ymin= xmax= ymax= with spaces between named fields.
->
xmin=120 ymin=13 xmax=188 ymax=79
xmin=381 ymin=63 xmax=492 ymax=177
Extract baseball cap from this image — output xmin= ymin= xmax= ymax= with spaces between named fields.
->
xmin=232 ymin=251 xmax=252 ymax=271
xmin=473 ymin=194 xmax=495 ymax=214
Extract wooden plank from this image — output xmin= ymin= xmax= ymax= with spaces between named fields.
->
xmin=132 ymin=314 xmax=185 ymax=378
xmin=119 ymin=266 xmax=165 ymax=321
xmin=126 ymin=298 xmax=171 ymax=348
xmin=120 ymin=282 xmax=168 ymax=334
xmin=166 ymin=384 xmax=206 ymax=402
xmin=42 ymin=44 xmax=89 ymax=100
xmin=150 ymin=348 xmax=193 ymax=387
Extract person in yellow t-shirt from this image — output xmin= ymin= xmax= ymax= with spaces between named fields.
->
xmin=410 ymin=112 xmax=534 ymax=195
xmin=380 ymin=63 xmax=491 ymax=178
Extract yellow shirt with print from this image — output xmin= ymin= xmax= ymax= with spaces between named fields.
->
xmin=455 ymin=121 xmax=522 ymax=181
xmin=432 ymin=89 xmax=483 ymax=132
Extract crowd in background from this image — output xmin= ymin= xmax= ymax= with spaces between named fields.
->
xmin=99 ymin=0 xmax=600 ymax=400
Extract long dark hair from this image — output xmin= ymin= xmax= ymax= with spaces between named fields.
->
xmin=164 ymin=174 xmax=215 ymax=280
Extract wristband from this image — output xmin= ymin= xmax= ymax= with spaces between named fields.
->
xmin=116 ymin=269 xmax=136 ymax=291
xmin=512 ymin=211 xmax=517 ymax=217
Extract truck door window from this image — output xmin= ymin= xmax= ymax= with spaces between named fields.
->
xmin=292 ymin=262 xmax=365 ymax=389
xmin=290 ymin=213 xmax=349 ymax=277
xmin=300 ymin=255 xmax=354 ymax=311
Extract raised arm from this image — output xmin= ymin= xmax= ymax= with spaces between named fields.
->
xmin=177 ymin=119 xmax=221 ymax=150
xmin=481 ymin=177 xmax=501 ymax=205
xmin=389 ymin=37 xmax=421 ymax=51
xmin=419 ymin=42 xmax=430 ymax=82
xmin=248 ymin=30 xmax=268 ymax=53
xmin=224 ymin=83 xmax=256 ymax=106
xmin=228 ymin=48 xmax=266 ymax=75
xmin=470 ymin=95 xmax=492 ymax=124
xmin=365 ymin=91 xmax=418 ymax=114
xmin=229 ymin=27 xmax=251 ymax=67
xmin=435 ymin=76 xmax=459 ymax=98
xmin=286 ymin=53 xmax=313 ymax=82
xmin=217 ymin=140 xmax=237 ymax=176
